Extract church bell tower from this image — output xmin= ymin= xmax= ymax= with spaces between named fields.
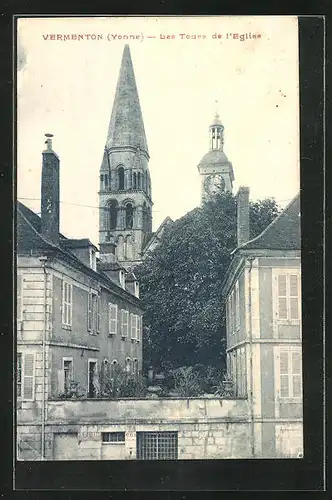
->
xmin=98 ymin=45 xmax=153 ymax=270
xmin=197 ymin=112 xmax=234 ymax=204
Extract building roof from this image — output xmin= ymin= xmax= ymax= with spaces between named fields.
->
xmin=61 ymin=238 xmax=98 ymax=252
xmin=142 ymin=216 xmax=174 ymax=254
xmin=106 ymin=44 xmax=149 ymax=156
xmin=17 ymin=202 xmax=139 ymax=304
xmin=239 ymin=194 xmax=301 ymax=251
xmin=198 ymin=149 xmax=229 ymax=167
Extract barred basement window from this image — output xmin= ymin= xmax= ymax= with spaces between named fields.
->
xmin=102 ymin=432 xmax=125 ymax=443
xmin=136 ymin=432 xmax=178 ymax=460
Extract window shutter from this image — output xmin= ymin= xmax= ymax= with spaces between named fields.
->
xmin=17 ymin=353 xmax=22 ymax=397
xmin=279 ymin=351 xmax=290 ymax=397
xmin=277 ymin=275 xmax=288 ymax=320
xmin=17 ymin=276 xmax=23 ymax=321
xmin=109 ymin=304 xmax=117 ymax=335
xmin=289 ymin=275 xmax=299 ymax=320
xmin=23 ymin=353 xmax=35 ymax=400
xmin=235 ymin=282 xmax=240 ymax=329
xmin=291 ymin=351 xmax=302 ymax=397
xmin=88 ymin=292 xmax=93 ymax=331
xmin=96 ymin=296 xmax=100 ymax=333
xmin=69 ymin=284 xmax=73 ymax=325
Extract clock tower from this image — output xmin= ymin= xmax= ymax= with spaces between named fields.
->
xmin=197 ymin=113 xmax=234 ymax=204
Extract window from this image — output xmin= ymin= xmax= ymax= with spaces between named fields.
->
xmin=88 ymin=292 xmax=100 ymax=333
xmin=89 ymin=249 xmax=97 ymax=271
xmin=118 ymin=166 xmax=125 ymax=190
xmin=17 ymin=275 xmax=24 ymax=322
xmin=109 ymin=200 xmax=118 ymax=230
xmin=125 ymin=203 xmax=134 ymax=229
xmin=102 ymin=432 xmax=125 ymax=443
xmin=136 ymin=432 xmax=178 ymax=460
xmin=121 ymin=309 xmax=129 ymax=338
xmin=133 ymin=172 xmax=137 ymax=189
xmin=134 ymin=281 xmax=140 ymax=298
xmin=136 ymin=316 xmax=142 ymax=342
xmin=17 ymin=352 xmax=35 ymax=401
xmin=108 ymin=303 xmax=118 ymax=335
xmin=88 ymin=360 xmax=98 ymax=398
xmin=131 ymin=314 xmax=138 ymax=340
xmin=276 ymin=347 xmax=302 ymax=399
xmin=63 ymin=358 xmax=73 ymax=392
xmin=62 ymin=281 xmax=72 ymax=327
xmin=125 ymin=357 xmax=132 ymax=373
xmin=133 ymin=359 xmax=139 ymax=377
xmin=227 ymin=283 xmax=239 ymax=336
xmin=235 ymin=281 xmax=240 ymax=330
xmin=17 ymin=353 xmax=22 ymax=398
xmin=111 ymin=360 xmax=118 ymax=377
xmin=275 ymin=272 xmax=301 ymax=322
xmin=119 ymin=270 xmax=126 ymax=289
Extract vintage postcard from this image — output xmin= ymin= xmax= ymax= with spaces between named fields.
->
xmin=16 ymin=15 xmax=302 ymax=463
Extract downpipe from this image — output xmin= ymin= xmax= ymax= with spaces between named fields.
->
xmin=40 ymin=256 xmax=48 ymax=460
xmin=247 ymin=256 xmax=255 ymax=458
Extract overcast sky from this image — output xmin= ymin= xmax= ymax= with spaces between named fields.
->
xmin=17 ymin=16 xmax=299 ymax=245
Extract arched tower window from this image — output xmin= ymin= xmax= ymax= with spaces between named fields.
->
xmin=142 ymin=201 xmax=149 ymax=233
xmin=142 ymin=172 xmax=146 ymax=192
xmin=118 ymin=166 xmax=125 ymax=190
xmin=138 ymin=172 xmax=141 ymax=189
xmin=109 ymin=200 xmax=118 ymax=230
xmin=125 ymin=203 xmax=134 ymax=229
xmin=105 ymin=174 xmax=109 ymax=191
xmin=133 ymin=172 xmax=137 ymax=189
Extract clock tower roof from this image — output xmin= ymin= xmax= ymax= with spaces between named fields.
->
xmin=198 ymin=149 xmax=229 ymax=167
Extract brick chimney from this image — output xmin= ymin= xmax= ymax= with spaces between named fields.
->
xmin=237 ymin=186 xmax=250 ymax=247
xmin=40 ymin=134 xmax=60 ymax=244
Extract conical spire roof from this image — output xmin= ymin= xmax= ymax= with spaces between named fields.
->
xmin=106 ymin=45 xmax=149 ymax=155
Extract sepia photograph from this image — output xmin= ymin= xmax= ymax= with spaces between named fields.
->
xmin=16 ymin=15 xmax=302 ymax=462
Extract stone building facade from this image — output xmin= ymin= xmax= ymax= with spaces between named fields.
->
xmin=17 ymin=136 xmax=143 ymax=460
xmin=222 ymin=188 xmax=303 ymax=458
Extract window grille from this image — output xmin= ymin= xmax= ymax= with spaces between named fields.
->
xmin=102 ymin=432 xmax=125 ymax=443
xmin=136 ymin=432 xmax=178 ymax=460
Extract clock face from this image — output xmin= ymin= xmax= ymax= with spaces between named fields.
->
xmin=204 ymin=174 xmax=225 ymax=196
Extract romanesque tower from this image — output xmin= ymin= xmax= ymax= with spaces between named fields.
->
xmin=197 ymin=113 xmax=234 ymax=203
xmin=99 ymin=45 xmax=153 ymax=270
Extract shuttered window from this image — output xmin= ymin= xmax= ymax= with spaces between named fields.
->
xmin=131 ymin=314 xmax=138 ymax=340
xmin=137 ymin=316 xmax=142 ymax=342
xmin=275 ymin=273 xmax=300 ymax=322
xmin=276 ymin=347 xmax=302 ymax=399
xmin=88 ymin=292 xmax=100 ymax=333
xmin=235 ymin=281 xmax=240 ymax=329
xmin=17 ymin=353 xmax=22 ymax=397
xmin=62 ymin=281 xmax=72 ymax=326
xmin=121 ymin=310 xmax=129 ymax=337
xmin=17 ymin=275 xmax=24 ymax=321
xmin=108 ymin=303 xmax=118 ymax=335
xmin=17 ymin=352 xmax=35 ymax=401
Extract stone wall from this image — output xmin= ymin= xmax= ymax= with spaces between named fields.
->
xmin=17 ymin=397 xmax=251 ymax=460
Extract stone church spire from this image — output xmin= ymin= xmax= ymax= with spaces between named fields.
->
xmin=106 ymin=44 xmax=149 ymax=158
xmin=99 ymin=45 xmax=153 ymax=270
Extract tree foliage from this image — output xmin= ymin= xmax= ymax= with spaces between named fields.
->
xmin=134 ymin=192 xmax=280 ymax=372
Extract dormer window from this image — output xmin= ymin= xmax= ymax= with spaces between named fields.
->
xmin=134 ymin=281 xmax=139 ymax=298
xmin=89 ymin=248 xmax=97 ymax=271
xmin=119 ymin=270 xmax=126 ymax=289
